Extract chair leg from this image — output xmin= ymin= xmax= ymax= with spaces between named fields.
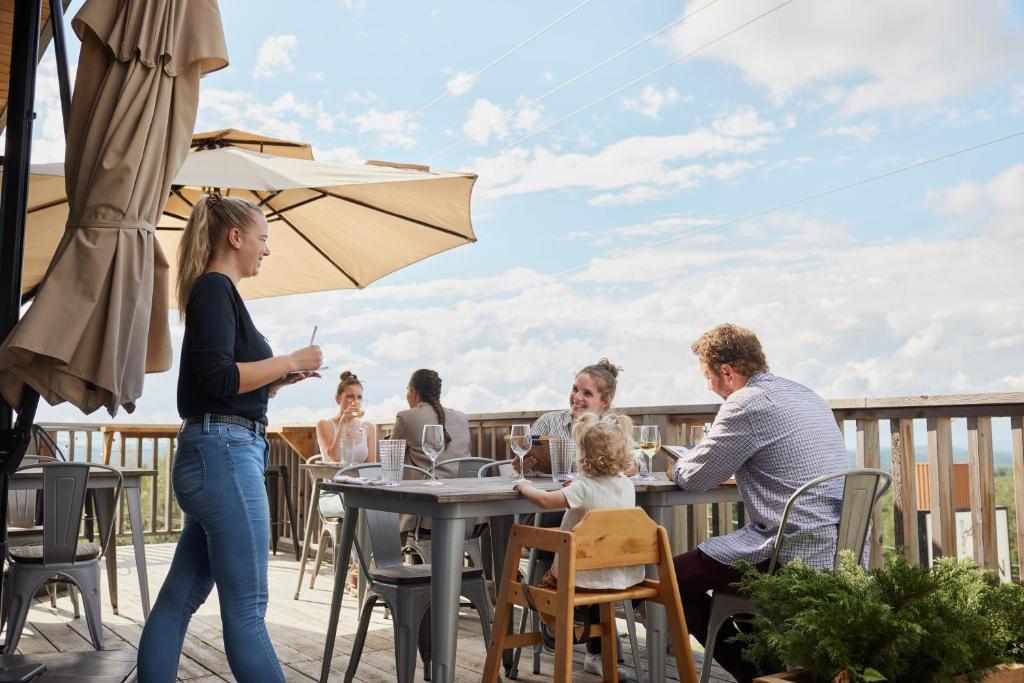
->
xmin=76 ymin=568 xmax=105 ymax=651
xmin=465 ymin=539 xmax=484 ymax=570
xmin=701 ymin=593 xmax=757 ymax=683
xmin=311 ymin=528 xmax=330 ymax=589
xmin=391 ymin=595 xmax=423 ymax=683
xmin=344 ymin=594 xmax=379 ymax=683
xmin=47 ymin=583 xmax=57 ymax=609
xmin=599 ymin=602 xmax=619 ymax=683
xmin=3 ymin=571 xmax=45 ymax=654
xmin=70 ymin=584 xmax=81 ymax=619
xmin=265 ymin=471 xmax=280 ymax=555
xmin=553 ymin=611 xmax=574 ymax=683
xmin=624 ymin=601 xmax=643 ymax=681
xmin=281 ymin=467 xmax=301 ymax=561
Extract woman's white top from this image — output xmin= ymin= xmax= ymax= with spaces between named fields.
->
xmin=322 ymin=419 xmax=369 ymax=464
xmin=554 ymin=472 xmax=645 ymax=590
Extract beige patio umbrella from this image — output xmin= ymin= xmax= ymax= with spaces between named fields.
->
xmin=0 ymin=0 xmax=228 ymax=416
xmin=18 ymin=142 xmax=479 ymax=305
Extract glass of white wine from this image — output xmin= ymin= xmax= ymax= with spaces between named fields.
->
xmin=509 ymin=424 xmax=531 ymax=482
xmin=422 ymin=424 xmax=445 ymax=485
xmin=639 ymin=424 xmax=661 ymax=481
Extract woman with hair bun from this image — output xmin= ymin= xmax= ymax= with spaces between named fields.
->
xmin=316 ymin=371 xmax=377 ymax=465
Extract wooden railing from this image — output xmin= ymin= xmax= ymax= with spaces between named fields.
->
xmin=37 ymin=391 xmax=1024 ymax=581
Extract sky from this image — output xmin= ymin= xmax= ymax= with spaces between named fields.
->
xmin=20 ymin=1 xmax=1024 ymax=446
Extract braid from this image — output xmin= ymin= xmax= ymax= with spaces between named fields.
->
xmin=410 ymin=369 xmax=451 ymax=444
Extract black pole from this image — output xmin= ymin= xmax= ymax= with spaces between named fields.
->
xmin=48 ymin=0 xmax=72 ymax=134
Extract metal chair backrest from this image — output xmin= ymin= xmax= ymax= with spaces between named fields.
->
xmin=338 ymin=463 xmax=430 ymax=573
xmin=446 ymin=457 xmax=495 ymax=478
xmin=477 ymin=461 xmax=515 ymax=478
xmin=768 ymin=467 xmax=892 ymax=574
xmin=12 ymin=462 xmax=123 ymax=565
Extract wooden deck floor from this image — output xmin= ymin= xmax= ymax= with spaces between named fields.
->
xmin=5 ymin=542 xmax=735 ymax=682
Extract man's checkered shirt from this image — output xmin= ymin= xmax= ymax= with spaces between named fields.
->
xmin=671 ymin=373 xmax=848 ymax=570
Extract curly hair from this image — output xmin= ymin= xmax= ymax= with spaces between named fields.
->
xmin=572 ymin=412 xmax=634 ymax=477
xmin=690 ymin=323 xmax=769 ymax=377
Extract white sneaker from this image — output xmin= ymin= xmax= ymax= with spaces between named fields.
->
xmin=583 ymin=653 xmax=631 ymax=679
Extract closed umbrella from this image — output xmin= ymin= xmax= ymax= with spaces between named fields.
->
xmin=0 ymin=0 xmax=228 ymax=416
xmin=18 ymin=136 xmax=479 ymax=304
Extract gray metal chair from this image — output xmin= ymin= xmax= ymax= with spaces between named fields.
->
xmin=405 ymin=457 xmax=498 ymax=570
xmin=299 ymin=454 xmax=344 ymax=593
xmin=338 ymin=464 xmax=495 ymax=683
xmin=3 ymin=461 xmax=123 ymax=654
xmin=699 ymin=467 xmax=892 ymax=683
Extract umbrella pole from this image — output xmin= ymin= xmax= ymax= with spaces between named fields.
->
xmin=0 ymin=0 xmax=47 ymax=677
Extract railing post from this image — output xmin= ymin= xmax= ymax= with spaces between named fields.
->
xmin=856 ymin=419 xmax=882 ymax=567
xmin=890 ymin=419 xmax=919 ymax=564
xmin=1011 ymin=416 xmax=1024 ymax=583
xmin=966 ymin=417 xmax=997 ymax=570
xmin=926 ymin=417 xmax=956 ymax=560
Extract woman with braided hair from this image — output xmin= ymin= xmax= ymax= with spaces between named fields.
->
xmin=391 ymin=369 xmax=471 ymax=532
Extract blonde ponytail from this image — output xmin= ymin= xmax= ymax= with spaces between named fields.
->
xmin=176 ymin=192 xmax=261 ymax=318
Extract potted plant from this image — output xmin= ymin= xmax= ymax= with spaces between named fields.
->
xmin=729 ymin=552 xmax=1024 ymax=683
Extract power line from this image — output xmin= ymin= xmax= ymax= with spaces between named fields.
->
xmin=484 ymin=0 xmax=798 ymax=160
xmin=356 ymin=0 xmax=595 ymax=152
xmin=424 ymin=0 xmax=726 ymax=163
xmin=551 ymin=129 xmax=1024 ymax=279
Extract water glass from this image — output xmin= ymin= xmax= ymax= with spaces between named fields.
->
xmin=422 ymin=424 xmax=445 ymax=485
xmin=379 ymin=439 xmax=406 ymax=487
xmin=549 ymin=438 xmax=577 ymax=483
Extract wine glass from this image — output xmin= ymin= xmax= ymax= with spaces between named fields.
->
xmin=639 ymin=425 xmax=661 ymax=481
xmin=510 ymin=424 xmax=531 ymax=482
xmin=630 ymin=425 xmax=646 ymax=479
xmin=422 ymin=424 xmax=445 ymax=486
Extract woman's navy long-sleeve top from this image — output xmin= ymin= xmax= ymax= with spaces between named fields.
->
xmin=177 ymin=272 xmax=273 ymax=424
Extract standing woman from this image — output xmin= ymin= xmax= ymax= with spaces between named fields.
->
xmin=137 ymin=193 xmax=321 ymax=682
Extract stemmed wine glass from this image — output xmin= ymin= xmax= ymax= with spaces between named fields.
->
xmin=639 ymin=425 xmax=661 ymax=481
xmin=422 ymin=424 xmax=445 ymax=485
xmin=510 ymin=424 xmax=531 ymax=482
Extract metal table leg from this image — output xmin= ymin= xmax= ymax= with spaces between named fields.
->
xmin=319 ymin=506 xmax=360 ymax=683
xmin=92 ymin=489 xmax=118 ymax=615
xmin=643 ymin=504 xmax=673 ymax=683
xmin=430 ymin=516 xmax=467 ymax=683
xmin=124 ymin=484 xmax=151 ymax=617
xmin=487 ymin=514 xmax=516 ymax=672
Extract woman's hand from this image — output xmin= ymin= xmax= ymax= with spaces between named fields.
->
xmin=288 ymin=345 xmax=323 ymax=372
xmin=268 ymin=370 xmax=319 ymax=397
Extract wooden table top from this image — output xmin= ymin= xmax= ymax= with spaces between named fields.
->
xmin=14 ymin=466 xmax=157 ymax=478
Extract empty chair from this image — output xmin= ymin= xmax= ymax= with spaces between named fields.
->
xmin=3 ymin=462 xmax=123 ymax=654
xmin=339 ymin=463 xmax=494 ymax=683
xmin=699 ymin=468 xmax=892 ymax=683
xmin=404 ymin=456 xmax=496 ymax=569
xmin=484 ymin=507 xmax=697 ymax=683
xmin=294 ymin=454 xmax=344 ymax=597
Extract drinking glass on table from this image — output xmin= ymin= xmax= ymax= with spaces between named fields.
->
xmin=630 ymin=425 xmax=648 ymax=479
xmin=422 ymin=424 xmax=445 ymax=485
xmin=379 ymin=439 xmax=405 ymax=487
xmin=639 ymin=425 xmax=661 ymax=481
xmin=509 ymin=424 xmax=531 ymax=482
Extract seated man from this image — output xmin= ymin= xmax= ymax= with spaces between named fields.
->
xmin=667 ymin=323 xmax=847 ymax=683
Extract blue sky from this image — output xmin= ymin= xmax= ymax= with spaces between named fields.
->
xmin=25 ymin=1 xmax=1024 ymax=448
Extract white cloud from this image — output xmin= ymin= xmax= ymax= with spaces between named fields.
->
xmin=670 ymin=1 xmax=1023 ymax=114
xmin=446 ymin=71 xmax=478 ymax=96
xmin=345 ymin=90 xmax=379 ymax=105
xmin=469 ymin=106 xmax=775 ymax=201
xmin=1012 ymin=84 xmax=1024 ymax=114
xmin=588 ymin=186 xmax=672 ymax=207
xmin=351 ymin=108 xmax=419 ymax=148
xmin=313 ymin=145 xmax=361 ymax=164
xmin=623 ymin=85 xmax=681 ymax=119
xmin=341 ymin=0 xmax=366 ymax=10
xmin=26 ymin=54 xmax=72 ymax=163
xmin=460 ymin=97 xmax=544 ymax=145
xmin=823 ymin=122 xmax=879 ymax=142
xmin=252 ymin=34 xmax=298 ymax=79
xmin=198 ymin=88 xmax=323 ymax=140
xmin=927 ymin=164 xmax=1024 ymax=237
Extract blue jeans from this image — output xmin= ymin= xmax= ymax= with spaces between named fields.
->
xmin=137 ymin=420 xmax=285 ymax=683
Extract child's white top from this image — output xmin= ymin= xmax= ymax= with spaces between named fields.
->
xmin=555 ymin=472 xmax=645 ymax=590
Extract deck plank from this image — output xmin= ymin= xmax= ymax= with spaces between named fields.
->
xmin=3 ymin=542 xmax=734 ymax=682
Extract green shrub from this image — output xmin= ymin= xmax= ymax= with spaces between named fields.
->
xmin=732 ymin=552 xmax=1024 ymax=682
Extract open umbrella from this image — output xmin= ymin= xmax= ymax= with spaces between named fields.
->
xmin=0 ymin=0 xmax=228 ymax=416
xmin=17 ymin=135 xmax=479 ymax=304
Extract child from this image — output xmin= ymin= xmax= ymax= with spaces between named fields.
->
xmin=513 ymin=411 xmax=643 ymax=676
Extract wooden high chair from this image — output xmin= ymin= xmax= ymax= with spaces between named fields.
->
xmin=483 ymin=507 xmax=698 ymax=683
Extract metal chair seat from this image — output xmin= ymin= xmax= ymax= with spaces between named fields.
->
xmin=10 ymin=541 xmax=102 ymax=564
xmin=370 ymin=563 xmax=484 ymax=586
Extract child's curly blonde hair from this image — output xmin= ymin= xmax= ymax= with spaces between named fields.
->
xmin=571 ymin=412 xmax=634 ymax=477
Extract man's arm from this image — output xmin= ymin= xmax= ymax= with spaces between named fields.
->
xmin=670 ymin=399 xmax=756 ymax=491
